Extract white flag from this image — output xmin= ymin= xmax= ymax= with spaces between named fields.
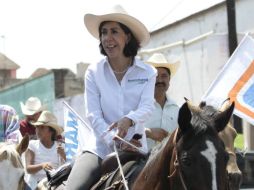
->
xmin=203 ymin=34 xmax=254 ymax=125
xmin=63 ymin=101 xmax=96 ymax=161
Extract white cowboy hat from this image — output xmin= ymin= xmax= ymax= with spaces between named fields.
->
xmin=20 ymin=97 xmax=47 ymax=116
xmin=84 ymin=5 xmax=150 ymax=47
xmin=146 ymin=53 xmax=180 ymax=77
xmin=31 ymin=111 xmax=63 ymax=135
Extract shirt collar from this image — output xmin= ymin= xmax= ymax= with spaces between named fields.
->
xmin=104 ymin=57 xmax=147 ymax=70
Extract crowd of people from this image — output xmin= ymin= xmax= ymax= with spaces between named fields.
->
xmin=0 ymin=97 xmax=66 ymax=190
xmin=0 ymin=5 xmax=181 ymax=190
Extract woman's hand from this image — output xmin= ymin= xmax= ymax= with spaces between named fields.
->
xmin=42 ymin=162 xmax=53 ymax=171
xmin=108 ymin=117 xmax=133 ymax=139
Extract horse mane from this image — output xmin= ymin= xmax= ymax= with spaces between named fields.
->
xmin=190 ymin=104 xmax=221 ymax=136
xmin=0 ymin=142 xmax=24 ymax=168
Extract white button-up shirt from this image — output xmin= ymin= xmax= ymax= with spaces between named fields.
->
xmin=143 ymin=95 xmax=179 ymax=150
xmin=84 ymin=57 xmax=157 ymax=159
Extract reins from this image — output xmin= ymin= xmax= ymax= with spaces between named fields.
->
xmin=167 ymin=128 xmax=188 ymax=190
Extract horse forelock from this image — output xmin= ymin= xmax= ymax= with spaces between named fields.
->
xmin=0 ymin=143 xmax=24 ymax=168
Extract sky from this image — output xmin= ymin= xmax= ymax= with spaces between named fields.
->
xmin=0 ymin=0 xmax=219 ymax=78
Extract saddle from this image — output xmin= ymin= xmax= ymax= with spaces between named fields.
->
xmin=91 ymin=151 xmax=148 ymax=190
xmin=45 ymin=162 xmax=72 ymax=188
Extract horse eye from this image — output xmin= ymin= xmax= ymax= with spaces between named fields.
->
xmin=180 ymin=152 xmax=192 ymax=167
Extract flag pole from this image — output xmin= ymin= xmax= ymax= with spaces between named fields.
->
xmin=63 ymin=101 xmax=93 ymax=131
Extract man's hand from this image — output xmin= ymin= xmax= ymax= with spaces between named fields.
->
xmin=145 ymin=128 xmax=168 ymax=142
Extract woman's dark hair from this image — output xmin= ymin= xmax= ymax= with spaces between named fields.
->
xmin=49 ymin=127 xmax=57 ymax=141
xmin=99 ymin=21 xmax=140 ymax=57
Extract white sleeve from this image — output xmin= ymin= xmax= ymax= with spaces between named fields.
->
xmin=84 ymin=68 xmax=114 ymax=147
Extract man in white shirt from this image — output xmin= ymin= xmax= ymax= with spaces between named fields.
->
xmin=144 ymin=53 xmax=180 ymax=150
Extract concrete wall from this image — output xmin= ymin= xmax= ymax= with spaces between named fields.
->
xmin=142 ymin=0 xmax=254 ymax=105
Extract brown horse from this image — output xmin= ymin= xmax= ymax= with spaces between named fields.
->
xmin=38 ymin=100 xmax=235 ymax=190
xmin=0 ymin=135 xmax=29 ymax=190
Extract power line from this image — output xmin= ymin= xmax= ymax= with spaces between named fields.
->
xmin=151 ymin=0 xmax=186 ymax=31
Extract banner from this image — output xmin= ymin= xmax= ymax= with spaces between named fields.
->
xmin=63 ymin=101 xmax=96 ymax=161
xmin=203 ymin=34 xmax=254 ymax=125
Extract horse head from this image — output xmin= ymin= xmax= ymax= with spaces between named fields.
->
xmin=0 ymin=135 xmax=29 ymax=190
xmin=173 ymin=100 xmax=234 ymax=190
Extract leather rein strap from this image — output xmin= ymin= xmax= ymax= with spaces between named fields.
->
xmin=168 ymin=128 xmax=188 ymax=190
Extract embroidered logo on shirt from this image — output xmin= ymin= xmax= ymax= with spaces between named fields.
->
xmin=128 ymin=78 xmax=148 ymax=84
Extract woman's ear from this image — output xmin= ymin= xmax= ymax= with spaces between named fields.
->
xmin=126 ymin=33 xmax=131 ymax=44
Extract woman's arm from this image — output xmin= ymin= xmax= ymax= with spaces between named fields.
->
xmin=25 ymin=149 xmax=53 ymax=173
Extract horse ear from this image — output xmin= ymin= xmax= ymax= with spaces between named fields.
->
xmin=199 ymin=101 xmax=206 ymax=108
xmin=178 ymin=102 xmax=192 ymax=133
xmin=215 ymin=102 xmax=235 ymax=132
xmin=16 ymin=134 xmax=29 ymax=156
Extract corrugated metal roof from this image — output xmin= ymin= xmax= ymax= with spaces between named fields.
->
xmin=0 ymin=52 xmax=20 ymax=70
xmin=150 ymin=0 xmax=225 ymax=32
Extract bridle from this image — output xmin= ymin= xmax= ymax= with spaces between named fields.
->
xmin=168 ymin=128 xmax=188 ymax=190
xmin=168 ymin=128 xmax=230 ymax=190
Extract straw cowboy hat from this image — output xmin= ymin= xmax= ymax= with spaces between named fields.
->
xmin=20 ymin=97 xmax=47 ymax=116
xmin=84 ymin=5 xmax=150 ymax=47
xmin=146 ymin=53 xmax=180 ymax=76
xmin=31 ymin=111 xmax=63 ymax=135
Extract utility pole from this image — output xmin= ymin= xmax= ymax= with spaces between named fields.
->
xmin=226 ymin=0 xmax=242 ymax=133
xmin=0 ymin=35 xmax=5 ymax=53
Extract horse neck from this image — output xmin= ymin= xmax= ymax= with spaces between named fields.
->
xmin=132 ymin=130 xmax=176 ymax=190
